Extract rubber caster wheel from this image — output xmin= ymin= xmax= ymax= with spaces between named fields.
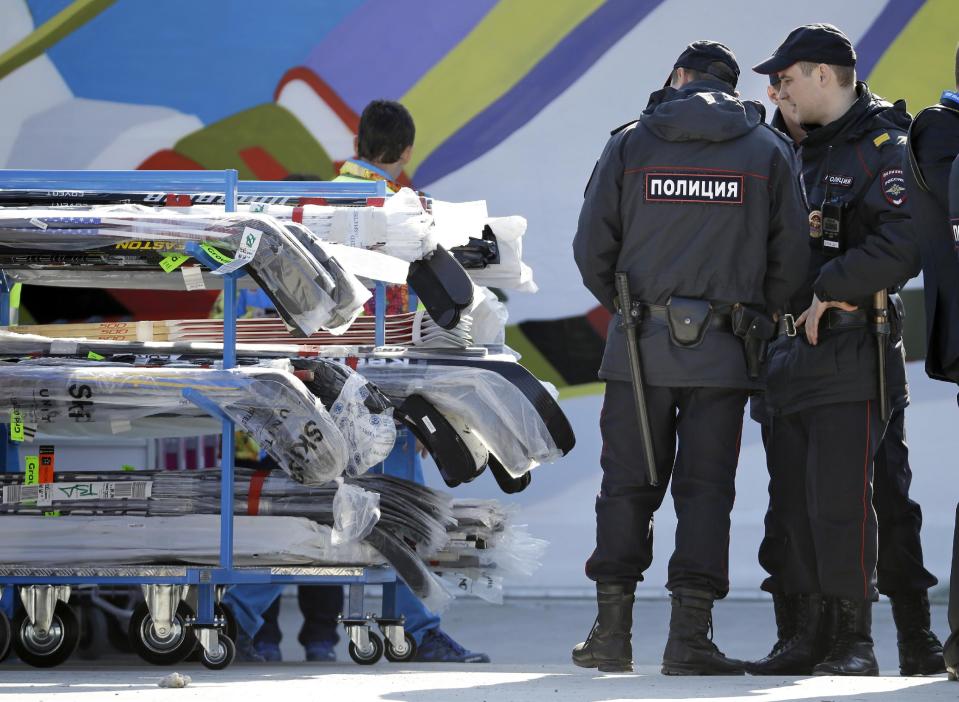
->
xmin=0 ymin=610 xmax=11 ymax=663
xmin=384 ymin=632 xmax=416 ymax=663
xmin=129 ymin=602 xmax=196 ymax=665
xmin=200 ymin=634 xmax=235 ymax=670
xmin=12 ymin=602 xmax=80 ymax=668
xmin=348 ymin=631 xmax=383 ymax=665
xmin=186 ymin=604 xmax=235 ymax=663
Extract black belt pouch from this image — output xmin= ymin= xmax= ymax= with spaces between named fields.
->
xmin=665 ymin=296 xmax=712 ymax=348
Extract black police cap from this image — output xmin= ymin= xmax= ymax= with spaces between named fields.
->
xmin=672 ymin=40 xmax=740 ymax=87
xmin=753 ymin=23 xmax=856 ymax=75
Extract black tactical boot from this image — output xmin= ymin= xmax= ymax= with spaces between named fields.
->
xmin=661 ymin=588 xmax=745 ymax=675
xmin=812 ymin=599 xmax=879 ymax=676
xmin=890 ymin=591 xmax=945 ymax=675
xmin=572 ymin=582 xmax=635 ymax=672
xmin=748 ymin=594 xmax=822 ymax=675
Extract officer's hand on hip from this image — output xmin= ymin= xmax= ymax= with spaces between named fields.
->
xmin=796 ymin=293 xmax=858 ymax=346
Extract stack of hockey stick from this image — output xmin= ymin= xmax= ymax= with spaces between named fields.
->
xmin=428 ymin=499 xmax=548 ymax=604
xmin=0 ymin=329 xmax=575 ymax=493
xmin=0 ymin=206 xmax=370 ymax=336
xmin=4 ymin=311 xmax=474 ymax=349
xmin=0 ymin=468 xmax=456 ymax=610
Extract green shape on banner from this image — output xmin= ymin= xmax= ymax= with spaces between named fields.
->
xmin=121 ymin=464 xmax=136 ymax=472
xmin=174 ymin=104 xmax=335 ymax=180
xmin=159 ymin=253 xmax=191 ymax=273
xmin=9 ymin=410 xmax=23 ymax=442
xmin=87 ymin=351 xmax=105 ymax=361
xmin=9 ymin=283 xmax=22 ymax=310
xmin=200 ymin=244 xmax=233 ymax=266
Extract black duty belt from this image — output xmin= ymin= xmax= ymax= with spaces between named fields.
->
xmin=777 ymin=308 xmax=868 ymax=337
xmin=639 ymin=303 xmax=733 ymax=332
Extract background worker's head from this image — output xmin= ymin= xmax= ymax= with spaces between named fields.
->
xmin=753 ymin=23 xmax=857 ymax=126
xmin=354 ymin=100 xmax=416 ymax=178
xmin=668 ymin=40 xmax=740 ymax=92
xmin=767 ymin=74 xmax=805 ymax=142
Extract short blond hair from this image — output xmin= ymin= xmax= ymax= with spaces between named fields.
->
xmin=797 ymin=61 xmax=856 ymax=88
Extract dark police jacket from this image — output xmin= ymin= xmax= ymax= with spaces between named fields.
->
xmin=905 ymin=98 xmax=959 ymax=383
xmin=765 ymin=83 xmax=921 ymax=414
xmin=573 ymin=79 xmax=808 ymax=389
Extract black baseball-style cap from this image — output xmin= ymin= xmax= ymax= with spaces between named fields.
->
xmin=752 ymin=23 xmax=856 ymax=75
xmin=670 ymin=40 xmax=740 ymax=87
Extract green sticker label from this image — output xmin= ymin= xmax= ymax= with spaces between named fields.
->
xmin=9 ymin=283 xmax=22 ymax=310
xmin=9 ymin=410 xmax=23 ymax=442
xmin=159 ymin=253 xmax=191 ymax=273
xmin=24 ymin=456 xmax=39 ymax=485
xmin=87 ymin=351 xmax=105 ymax=361
xmin=199 ymin=244 xmax=234 ymax=265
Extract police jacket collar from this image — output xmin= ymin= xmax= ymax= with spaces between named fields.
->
xmin=800 ymin=82 xmax=909 ymax=147
xmin=640 ymin=79 xmax=763 ymax=143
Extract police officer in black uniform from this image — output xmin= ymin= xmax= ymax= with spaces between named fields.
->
xmin=754 ymin=70 xmax=944 ymax=677
xmin=751 ymin=24 xmax=922 ymax=677
xmin=905 ymin=45 xmax=959 ymax=680
xmin=571 ymin=41 xmax=808 ymax=675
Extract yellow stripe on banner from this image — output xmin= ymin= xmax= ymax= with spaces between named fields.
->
xmin=402 ymin=0 xmax=603 ymax=172
xmin=867 ymin=0 xmax=957 ymax=113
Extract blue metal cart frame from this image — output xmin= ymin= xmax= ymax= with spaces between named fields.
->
xmin=0 ymin=170 xmax=412 ymax=667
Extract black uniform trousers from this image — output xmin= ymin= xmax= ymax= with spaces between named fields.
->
xmin=759 ymin=404 xmax=937 ymax=597
xmin=946 ymin=392 xmax=959 ymax=671
xmin=586 ymin=380 xmax=747 ymax=598
xmin=254 ymin=586 xmax=343 ymax=648
xmin=765 ymin=400 xmax=883 ymax=601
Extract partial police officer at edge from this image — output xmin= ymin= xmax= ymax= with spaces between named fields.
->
xmin=751 ymin=23 xmax=922 ymax=677
xmin=904 ymin=42 xmax=959 ymax=681
xmin=572 ymin=41 xmax=807 ymax=676
xmin=753 ymin=69 xmax=944 ymax=677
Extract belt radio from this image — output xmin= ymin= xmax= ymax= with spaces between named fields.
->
xmin=819 ymin=146 xmax=845 ymax=256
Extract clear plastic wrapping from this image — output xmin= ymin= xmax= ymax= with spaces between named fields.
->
xmin=358 ymin=363 xmax=561 ymax=475
xmin=0 ymin=206 xmax=365 ymax=336
xmin=327 ymin=371 xmax=396 ymax=475
xmin=0 ymin=515 xmax=384 ymax=566
xmin=331 ymin=477 xmax=381 ymax=546
xmin=0 ymin=360 xmax=348 ymax=484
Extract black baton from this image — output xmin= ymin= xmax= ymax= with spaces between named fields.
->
xmin=614 ymin=272 xmax=659 ymax=486
xmin=872 ymin=290 xmax=890 ymax=423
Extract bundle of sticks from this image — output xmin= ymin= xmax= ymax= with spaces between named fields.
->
xmin=3 ymin=312 xmax=473 ymax=349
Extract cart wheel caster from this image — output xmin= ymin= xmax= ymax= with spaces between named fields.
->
xmin=348 ymin=631 xmax=383 ymax=665
xmin=384 ymin=632 xmax=416 ymax=663
xmin=129 ymin=602 xmax=196 ymax=665
xmin=186 ymin=604 xmax=235 ymax=662
xmin=12 ymin=602 xmax=79 ymax=668
xmin=200 ymin=634 xmax=235 ymax=670
xmin=0 ymin=610 xmax=11 ymax=663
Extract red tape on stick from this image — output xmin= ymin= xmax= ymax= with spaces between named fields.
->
xmin=246 ymin=469 xmax=270 ymax=516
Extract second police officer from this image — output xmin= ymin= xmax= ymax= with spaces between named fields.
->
xmin=572 ymin=41 xmax=808 ymax=675
xmin=751 ymin=24 xmax=922 ymax=676
xmin=754 ymin=67 xmax=944 ymax=678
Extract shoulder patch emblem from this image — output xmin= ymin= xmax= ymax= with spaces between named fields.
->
xmin=873 ymin=132 xmax=890 ymax=148
xmin=644 ymin=172 xmax=743 ymax=205
xmin=881 ymin=168 xmax=907 ymax=207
